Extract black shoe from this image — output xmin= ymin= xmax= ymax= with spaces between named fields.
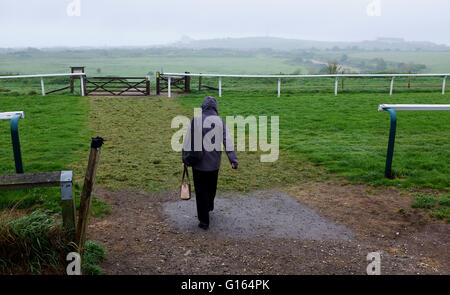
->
xmin=198 ymin=222 xmax=209 ymax=230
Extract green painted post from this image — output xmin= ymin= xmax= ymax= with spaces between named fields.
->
xmin=384 ymin=108 xmax=397 ymax=179
xmin=10 ymin=114 xmax=24 ymax=174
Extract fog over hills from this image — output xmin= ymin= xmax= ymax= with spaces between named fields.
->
xmin=170 ymin=36 xmax=450 ymax=52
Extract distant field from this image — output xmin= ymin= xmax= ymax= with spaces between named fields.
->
xmin=2 ymin=48 xmax=450 ymax=81
xmin=0 ymin=54 xmax=306 ymax=77
xmin=345 ymin=51 xmax=450 ymax=73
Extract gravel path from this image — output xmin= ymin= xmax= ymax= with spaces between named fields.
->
xmin=163 ymin=191 xmax=354 ymax=241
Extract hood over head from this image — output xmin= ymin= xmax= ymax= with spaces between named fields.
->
xmin=201 ymin=96 xmax=218 ymax=114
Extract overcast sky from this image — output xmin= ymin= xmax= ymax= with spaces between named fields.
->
xmin=0 ymin=0 xmax=449 ymax=48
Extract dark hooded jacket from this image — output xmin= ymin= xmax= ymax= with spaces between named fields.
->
xmin=183 ymin=96 xmax=238 ymax=171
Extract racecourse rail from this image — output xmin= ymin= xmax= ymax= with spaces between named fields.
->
xmin=378 ymin=104 xmax=450 ymax=179
xmin=161 ymin=72 xmax=449 ymax=98
xmin=1 ymin=72 xmax=449 ymax=98
xmin=0 ymin=73 xmax=86 ymax=96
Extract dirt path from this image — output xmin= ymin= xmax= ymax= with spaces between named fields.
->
xmin=88 ymin=183 xmax=449 ymax=275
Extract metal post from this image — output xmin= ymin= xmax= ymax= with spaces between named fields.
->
xmin=60 ymin=171 xmax=76 ymax=233
xmin=389 ymin=77 xmax=395 ymax=96
xmin=277 ymin=78 xmax=281 ymax=98
xmin=219 ymin=77 xmax=222 ymax=97
xmin=168 ymin=76 xmax=171 ymax=98
xmin=10 ymin=115 xmax=24 ymax=174
xmin=80 ymin=75 xmax=85 ymax=97
xmin=334 ymin=77 xmax=338 ymax=96
xmin=443 ymin=76 xmax=447 ymax=95
xmin=40 ymin=77 xmax=45 ymax=96
xmin=384 ymin=108 xmax=397 ymax=179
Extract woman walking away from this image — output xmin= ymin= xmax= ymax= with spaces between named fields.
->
xmin=182 ymin=96 xmax=238 ymax=230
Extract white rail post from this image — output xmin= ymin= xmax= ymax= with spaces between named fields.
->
xmin=168 ymin=76 xmax=171 ymax=98
xmin=277 ymin=78 xmax=281 ymax=98
xmin=80 ymin=75 xmax=85 ymax=97
xmin=219 ymin=76 xmax=222 ymax=98
xmin=389 ymin=77 xmax=395 ymax=96
xmin=443 ymin=76 xmax=447 ymax=95
xmin=40 ymin=77 xmax=45 ymax=96
xmin=334 ymin=77 xmax=338 ymax=96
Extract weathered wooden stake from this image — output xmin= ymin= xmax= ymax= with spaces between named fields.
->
xmin=198 ymin=74 xmax=202 ymax=91
xmin=145 ymin=75 xmax=150 ymax=96
xmin=156 ymin=72 xmax=161 ymax=95
xmin=76 ymin=137 xmax=104 ymax=255
xmin=185 ymin=72 xmax=191 ymax=93
xmin=70 ymin=77 xmax=74 ymax=93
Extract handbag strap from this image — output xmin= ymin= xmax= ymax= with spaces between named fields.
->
xmin=181 ymin=166 xmax=190 ymax=185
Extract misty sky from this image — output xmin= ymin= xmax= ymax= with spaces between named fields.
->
xmin=0 ymin=0 xmax=449 ymax=48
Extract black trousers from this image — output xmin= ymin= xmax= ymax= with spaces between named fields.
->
xmin=192 ymin=169 xmax=219 ymax=225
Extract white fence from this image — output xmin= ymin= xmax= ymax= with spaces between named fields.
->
xmin=0 ymin=73 xmax=86 ymax=96
xmin=162 ymin=72 xmax=449 ymax=98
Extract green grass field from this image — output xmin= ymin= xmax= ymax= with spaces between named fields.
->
xmin=179 ymin=89 xmax=450 ymax=189
xmin=0 ymin=78 xmax=449 ymax=223
xmin=0 ymin=94 xmax=109 ymax=216
xmin=0 ymin=53 xmax=305 ymax=77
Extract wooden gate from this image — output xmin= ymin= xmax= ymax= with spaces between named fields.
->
xmin=84 ymin=76 xmax=150 ymax=96
xmin=156 ymin=72 xmax=190 ymax=95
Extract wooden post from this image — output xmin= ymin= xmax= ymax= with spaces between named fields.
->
xmin=156 ymin=72 xmax=161 ymax=95
xmin=145 ymin=76 xmax=150 ymax=96
xmin=76 ymin=137 xmax=104 ymax=255
xmin=198 ymin=74 xmax=202 ymax=91
xmin=185 ymin=72 xmax=191 ymax=93
xmin=70 ymin=77 xmax=74 ymax=93
xmin=408 ymin=75 xmax=411 ymax=89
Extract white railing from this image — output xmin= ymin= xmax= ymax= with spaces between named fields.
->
xmin=0 ymin=73 xmax=86 ymax=96
xmin=162 ymin=72 xmax=449 ymax=98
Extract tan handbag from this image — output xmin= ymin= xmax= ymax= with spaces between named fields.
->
xmin=180 ymin=166 xmax=191 ymax=200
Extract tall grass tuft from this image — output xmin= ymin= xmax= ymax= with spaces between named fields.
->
xmin=0 ymin=210 xmax=75 ymax=274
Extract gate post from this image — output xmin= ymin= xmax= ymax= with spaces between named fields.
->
xmin=70 ymin=77 xmax=74 ymax=93
xmin=156 ymin=72 xmax=161 ymax=95
xmin=146 ymin=75 xmax=150 ymax=96
xmin=185 ymin=72 xmax=191 ymax=93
